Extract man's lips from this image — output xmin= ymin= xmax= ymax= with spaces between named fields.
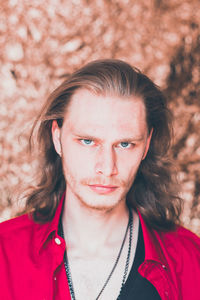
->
xmin=88 ymin=184 xmax=119 ymax=194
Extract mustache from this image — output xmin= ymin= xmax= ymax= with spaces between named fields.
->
xmin=81 ymin=177 xmax=126 ymax=187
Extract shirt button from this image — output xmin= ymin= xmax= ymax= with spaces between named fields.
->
xmin=162 ymin=264 xmax=167 ymax=269
xmin=55 ymin=237 xmax=61 ymax=245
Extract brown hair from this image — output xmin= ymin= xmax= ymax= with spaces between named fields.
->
xmin=25 ymin=59 xmax=182 ymax=230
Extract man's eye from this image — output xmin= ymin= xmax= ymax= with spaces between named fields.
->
xmin=81 ymin=139 xmax=94 ymax=146
xmin=119 ymin=142 xmax=131 ymax=149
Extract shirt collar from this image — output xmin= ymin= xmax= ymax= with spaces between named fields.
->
xmin=34 ymin=192 xmax=66 ymax=254
xmin=138 ymin=210 xmax=168 ymax=266
xmin=34 ymin=192 xmax=168 ymax=266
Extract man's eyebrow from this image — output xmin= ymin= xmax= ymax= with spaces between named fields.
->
xmin=117 ymin=136 xmax=144 ymax=142
xmin=73 ymin=133 xmax=103 ymax=142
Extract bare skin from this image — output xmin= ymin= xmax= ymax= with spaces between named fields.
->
xmin=52 ymin=89 xmax=152 ymax=299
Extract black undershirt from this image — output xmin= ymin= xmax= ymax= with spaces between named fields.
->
xmin=119 ymin=223 xmax=161 ymax=299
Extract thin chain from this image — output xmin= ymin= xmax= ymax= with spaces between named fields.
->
xmin=117 ymin=208 xmax=133 ymax=299
xmin=96 ymin=208 xmax=132 ymax=300
xmin=60 ymin=207 xmax=133 ymax=300
xmin=64 ymin=252 xmax=76 ymax=300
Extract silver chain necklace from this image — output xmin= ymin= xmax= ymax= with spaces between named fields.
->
xmin=60 ymin=207 xmax=133 ymax=300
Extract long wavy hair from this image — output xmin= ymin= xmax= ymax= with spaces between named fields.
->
xmin=25 ymin=59 xmax=182 ymax=230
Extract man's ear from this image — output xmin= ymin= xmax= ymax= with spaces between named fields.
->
xmin=142 ymin=128 xmax=153 ymax=160
xmin=52 ymin=120 xmax=62 ymax=156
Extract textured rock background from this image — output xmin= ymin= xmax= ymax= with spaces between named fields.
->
xmin=0 ymin=0 xmax=200 ymax=234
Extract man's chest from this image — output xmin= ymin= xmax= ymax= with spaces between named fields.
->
xmin=65 ymin=246 xmax=133 ymax=300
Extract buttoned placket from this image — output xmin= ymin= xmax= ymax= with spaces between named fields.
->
xmin=51 ymin=233 xmax=68 ymax=299
xmin=138 ymin=261 xmax=173 ymax=300
xmin=53 ymin=236 xmax=62 ymax=283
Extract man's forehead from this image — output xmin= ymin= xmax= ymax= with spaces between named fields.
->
xmin=62 ymin=89 xmax=148 ymax=138
xmin=65 ymin=88 xmax=145 ymax=118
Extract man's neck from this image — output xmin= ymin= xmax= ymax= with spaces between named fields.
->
xmin=62 ymin=193 xmax=129 ymax=256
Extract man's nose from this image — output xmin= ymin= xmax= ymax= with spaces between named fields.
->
xmin=95 ymin=147 xmax=118 ymax=177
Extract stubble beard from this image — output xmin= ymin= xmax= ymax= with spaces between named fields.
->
xmin=62 ymin=155 xmax=136 ymax=213
xmin=64 ymin=173 xmax=134 ymax=213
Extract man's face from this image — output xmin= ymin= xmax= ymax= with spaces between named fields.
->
xmin=52 ymin=89 xmax=152 ymax=211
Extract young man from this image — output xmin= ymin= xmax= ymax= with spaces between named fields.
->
xmin=0 ymin=60 xmax=200 ymax=300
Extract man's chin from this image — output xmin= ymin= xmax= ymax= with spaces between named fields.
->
xmin=77 ymin=194 xmax=125 ymax=212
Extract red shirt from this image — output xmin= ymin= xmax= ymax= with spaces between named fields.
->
xmin=0 ymin=194 xmax=200 ymax=300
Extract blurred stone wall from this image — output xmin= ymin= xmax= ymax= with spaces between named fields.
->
xmin=0 ymin=0 xmax=199 ymax=234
